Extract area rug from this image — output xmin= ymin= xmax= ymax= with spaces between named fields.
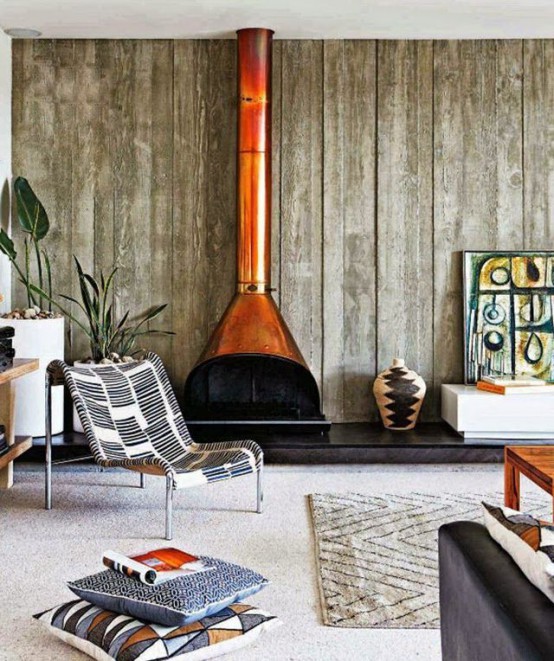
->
xmin=309 ymin=491 xmax=549 ymax=629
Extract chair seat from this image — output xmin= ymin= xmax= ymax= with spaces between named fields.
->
xmin=171 ymin=443 xmax=260 ymax=489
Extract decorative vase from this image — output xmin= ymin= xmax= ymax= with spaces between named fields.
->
xmin=373 ymin=358 xmax=426 ymax=430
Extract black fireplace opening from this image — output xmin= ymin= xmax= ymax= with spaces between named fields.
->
xmin=183 ymin=354 xmax=327 ymax=424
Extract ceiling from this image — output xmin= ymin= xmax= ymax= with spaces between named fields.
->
xmin=1 ymin=0 xmax=553 ymax=39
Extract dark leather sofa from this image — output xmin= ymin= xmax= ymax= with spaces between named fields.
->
xmin=439 ymin=521 xmax=554 ymax=661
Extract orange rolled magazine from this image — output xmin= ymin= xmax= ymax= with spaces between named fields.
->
xmin=102 ymin=547 xmax=211 ymax=585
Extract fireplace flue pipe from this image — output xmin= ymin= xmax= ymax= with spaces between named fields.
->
xmin=192 ymin=27 xmax=307 ymax=368
xmin=237 ymin=27 xmax=273 ymax=293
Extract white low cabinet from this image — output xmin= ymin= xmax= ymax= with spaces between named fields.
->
xmin=441 ymin=384 xmax=554 ymax=442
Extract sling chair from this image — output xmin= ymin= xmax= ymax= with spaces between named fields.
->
xmin=44 ymin=352 xmax=263 ymax=539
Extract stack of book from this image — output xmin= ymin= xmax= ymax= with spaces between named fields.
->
xmin=0 ymin=425 xmax=7 ymax=456
xmin=476 ymin=375 xmax=554 ymax=395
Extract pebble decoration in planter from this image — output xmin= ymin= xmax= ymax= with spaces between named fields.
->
xmin=2 ymin=306 xmax=60 ymax=320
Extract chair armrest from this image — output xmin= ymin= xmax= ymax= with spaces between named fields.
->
xmin=191 ymin=440 xmax=263 ymax=468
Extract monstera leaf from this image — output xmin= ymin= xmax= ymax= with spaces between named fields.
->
xmin=14 ymin=176 xmax=49 ymax=241
xmin=0 ymin=229 xmax=16 ymax=260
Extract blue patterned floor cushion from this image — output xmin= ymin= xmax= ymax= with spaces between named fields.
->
xmin=34 ymin=599 xmax=280 ymax=661
xmin=67 ymin=556 xmax=269 ymax=626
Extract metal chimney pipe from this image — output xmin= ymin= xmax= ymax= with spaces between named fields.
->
xmin=190 ymin=27 xmax=308 ymax=368
xmin=236 ymin=28 xmax=274 ymax=293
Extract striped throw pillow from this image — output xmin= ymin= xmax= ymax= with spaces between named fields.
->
xmin=482 ymin=502 xmax=554 ymax=603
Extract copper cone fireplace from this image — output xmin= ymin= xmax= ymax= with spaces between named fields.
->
xmin=183 ymin=28 xmax=329 ymax=431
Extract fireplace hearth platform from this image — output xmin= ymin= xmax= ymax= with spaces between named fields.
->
xmin=184 ymin=419 xmax=331 ymax=435
xmin=28 ymin=422 xmax=504 ymax=464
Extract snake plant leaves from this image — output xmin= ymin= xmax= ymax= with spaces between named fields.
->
xmin=116 ymin=310 xmax=130 ymax=331
xmin=0 ymin=229 xmax=16 ymax=260
xmin=138 ymin=304 xmax=168 ymax=326
xmin=14 ymin=176 xmax=49 ymax=241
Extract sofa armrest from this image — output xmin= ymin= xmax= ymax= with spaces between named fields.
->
xmin=439 ymin=521 xmax=554 ymax=661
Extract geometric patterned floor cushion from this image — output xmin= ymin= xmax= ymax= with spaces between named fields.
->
xmin=482 ymin=502 xmax=554 ymax=603
xmin=34 ymin=599 xmax=281 ymax=661
xmin=68 ymin=557 xmax=269 ymax=627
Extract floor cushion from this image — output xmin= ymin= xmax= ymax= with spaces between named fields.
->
xmin=34 ymin=599 xmax=280 ymax=661
xmin=68 ymin=555 xmax=268 ymax=626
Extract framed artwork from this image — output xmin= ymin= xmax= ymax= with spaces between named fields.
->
xmin=463 ymin=251 xmax=554 ymax=384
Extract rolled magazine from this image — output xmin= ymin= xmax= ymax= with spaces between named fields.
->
xmin=103 ymin=550 xmax=157 ymax=585
xmin=102 ymin=547 xmax=210 ymax=585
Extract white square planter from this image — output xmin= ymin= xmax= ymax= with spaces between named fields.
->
xmin=0 ymin=317 xmax=65 ymax=437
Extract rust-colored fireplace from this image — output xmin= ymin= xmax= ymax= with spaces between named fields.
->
xmin=183 ymin=28 xmax=328 ymax=431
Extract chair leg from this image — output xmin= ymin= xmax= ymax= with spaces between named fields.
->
xmin=257 ymin=466 xmax=263 ymax=514
xmin=140 ymin=473 xmax=146 ymax=489
xmin=165 ymin=475 xmax=174 ymax=540
xmin=45 ymin=373 xmax=52 ymax=510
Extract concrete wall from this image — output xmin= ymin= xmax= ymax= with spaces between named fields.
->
xmin=11 ymin=39 xmax=554 ymax=420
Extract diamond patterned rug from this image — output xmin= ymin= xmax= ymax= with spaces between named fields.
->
xmin=309 ymin=491 xmax=549 ymax=629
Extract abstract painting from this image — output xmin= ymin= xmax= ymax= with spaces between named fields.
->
xmin=464 ymin=251 xmax=554 ymax=383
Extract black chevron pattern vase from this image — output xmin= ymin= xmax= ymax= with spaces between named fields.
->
xmin=373 ymin=358 xmax=426 ymax=430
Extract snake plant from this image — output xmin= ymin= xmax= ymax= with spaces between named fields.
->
xmin=32 ymin=257 xmax=173 ymax=361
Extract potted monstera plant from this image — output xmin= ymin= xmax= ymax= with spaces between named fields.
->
xmin=0 ymin=177 xmax=65 ymax=437
xmin=32 ymin=257 xmax=173 ymax=432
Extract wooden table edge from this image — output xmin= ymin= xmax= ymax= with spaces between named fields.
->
xmin=0 ymin=359 xmax=40 ymax=385
xmin=0 ymin=436 xmax=33 ymax=471
xmin=505 ymin=446 xmax=554 ymax=493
